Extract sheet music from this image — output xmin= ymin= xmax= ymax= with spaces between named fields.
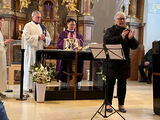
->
xmin=91 ymin=49 xmax=106 ymax=59
xmin=106 ymin=44 xmax=122 ymax=49
xmin=89 ymin=43 xmax=104 ymax=48
xmin=105 ymin=44 xmax=125 ymax=60
xmin=89 ymin=43 xmax=106 ymax=59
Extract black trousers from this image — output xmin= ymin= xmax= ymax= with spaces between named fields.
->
xmin=138 ymin=64 xmax=152 ymax=81
xmin=106 ymin=77 xmax=127 ymax=105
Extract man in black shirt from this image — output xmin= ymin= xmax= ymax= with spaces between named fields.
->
xmin=103 ymin=11 xmax=139 ymax=113
xmin=139 ymin=49 xmax=152 ymax=84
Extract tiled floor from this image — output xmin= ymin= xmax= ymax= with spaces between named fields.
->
xmin=2 ymin=81 xmax=160 ymax=120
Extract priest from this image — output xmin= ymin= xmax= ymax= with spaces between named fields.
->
xmin=0 ymin=16 xmax=13 ymax=98
xmin=23 ymin=11 xmax=51 ymax=92
xmin=56 ymin=18 xmax=84 ymax=88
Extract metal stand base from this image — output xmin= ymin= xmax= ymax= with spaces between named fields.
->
xmin=16 ymin=49 xmax=27 ymax=101
xmin=16 ymin=98 xmax=27 ymax=101
xmin=5 ymin=89 xmax=13 ymax=92
xmin=16 ymin=94 xmax=29 ymax=101
xmin=91 ymin=80 xmax=125 ymax=120
xmin=91 ymin=101 xmax=125 ymax=120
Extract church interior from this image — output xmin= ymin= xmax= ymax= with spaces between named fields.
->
xmin=0 ymin=0 xmax=160 ymax=120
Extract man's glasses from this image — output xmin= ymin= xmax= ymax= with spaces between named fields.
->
xmin=68 ymin=24 xmax=76 ymax=26
xmin=35 ymin=16 xmax=41 ymax=19
xmin=116 ymin=18 xmax=125 ymax=21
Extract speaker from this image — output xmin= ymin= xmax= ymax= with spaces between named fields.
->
xmin=152 ymin=41 xmax=160 ymax=115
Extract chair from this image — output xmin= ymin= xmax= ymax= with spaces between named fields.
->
xmin=9 ymin=64 xmax=21 ymax=85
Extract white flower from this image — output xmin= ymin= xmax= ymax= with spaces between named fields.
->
xmin=40 ymin=64 xmax=44 ymax=71
xmin=30 ymin=63 xmax=57 ymax=84
xmin=46 ymin=77 xmax=51 ymax=82
xmin=35 ymin=67 xmax=39 ymax=71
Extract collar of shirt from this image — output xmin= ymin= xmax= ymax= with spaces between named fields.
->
xmin=66 ymin=29 xmax=75 ymax=33
xmin=32 ymin=21 xmax=39 ymax=25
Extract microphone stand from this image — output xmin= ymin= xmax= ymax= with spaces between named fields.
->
xmin=16 ymin=48 xmax=27 ymax=101
xmin=90 ymin=44 xmax=125 ymax=120
xmin=17 ymin=33 xmax=27 ymax=101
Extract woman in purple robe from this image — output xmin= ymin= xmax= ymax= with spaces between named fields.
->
xmin=56 ymin=18 xmax=84 ymax=87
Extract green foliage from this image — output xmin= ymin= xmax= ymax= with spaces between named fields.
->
xmin=96 ymin=66 xmax=106 ymax=81
xmin=96 ymin=71 xmax=106 ymax=81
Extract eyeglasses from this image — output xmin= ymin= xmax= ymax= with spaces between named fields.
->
xmin=116 ymin=18 xmax=125 ymax=21
xmin=35 ymin=16 xmax=41 ymax=19
xmin=68 ymin=24 xmax=76 ymax=26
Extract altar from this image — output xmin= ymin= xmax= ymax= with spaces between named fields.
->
xmin=36 ymin=49 xmax=104 ymax=100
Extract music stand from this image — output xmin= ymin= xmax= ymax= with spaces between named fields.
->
xmin=90 ymin=44 xmax=126 ymax=120
xmin=89 ymin=43 xmax=106 ymax=59
xmin=105 ymin=44 xmax=125 ymax=60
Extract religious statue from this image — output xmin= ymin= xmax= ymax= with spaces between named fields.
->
xmin=62 ymin=0 xmax=79 ymax=12
xmin=45 ymin=3 xmax=51 ymax=18
xmin=90 ymin=0 xmax=94 ymax=9
xmin=20 ymin=0 xmax=31 ymax=12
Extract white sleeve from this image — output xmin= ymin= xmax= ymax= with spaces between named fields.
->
xmin=44 ymin=30 xmax=51 ymax=47
xmin=23 ymin=23 xmax=39 ymax=47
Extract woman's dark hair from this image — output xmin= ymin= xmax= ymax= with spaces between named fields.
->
xmin=67 ymin=18 xmax=76 ymax=23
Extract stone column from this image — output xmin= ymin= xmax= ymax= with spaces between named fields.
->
xmin=77 ymin=0 xmax=95 ymax=80
xmin=2 ymin=0 xmax=11 ymax=9
xmin=137 ymin=0 xmax=144 ymax=21
xmin=0 ymin=0 xmax=14 ymax=14
xmin=78 ymin=16 xmax=94 ymax=43
xmin=137 ymin=0 xmax=145 ymax=80
xmin=125 ymin=0 xmax=145 ymax=81
xmin=82 ymin=0 xmax=91 ymax=15
xmin=78 ymin=0 xmax=94 ymax=43
xmin=129 ymin=0 xmax=137 ymax=18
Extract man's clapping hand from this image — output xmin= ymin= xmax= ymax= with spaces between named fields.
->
xmin=121 ymin=29 xmax=135 ymax=40
xmin=128 ymin=30 xmax=135 ymax=39
xmin=144 ymin=61 xmax=150 ymax=66
xmin=121 ymin=29 xmax=129 ymax=39
xmin=39 ymin=34 xmax=45 ymax=41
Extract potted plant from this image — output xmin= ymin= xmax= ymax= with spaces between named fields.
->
xmin=29 ymin=63 xmax=57 ymax=102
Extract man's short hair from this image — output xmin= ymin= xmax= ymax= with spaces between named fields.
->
xmin=67 ymin=18 xmax=77 ymax=23
xmin=114 ymin=11 xmax=126 ymax=20
xmin=32 ymin=10 xmax=41 ymax=17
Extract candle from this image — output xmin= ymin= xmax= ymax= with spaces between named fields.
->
xmin=21 ymin=33 xmax=24 ymax=49
xmin=19 ymin=25 xmax=21 ymax=31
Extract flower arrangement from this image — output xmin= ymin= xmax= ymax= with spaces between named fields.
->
xmin=29 ymin=63 xmax=57 ymax=84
